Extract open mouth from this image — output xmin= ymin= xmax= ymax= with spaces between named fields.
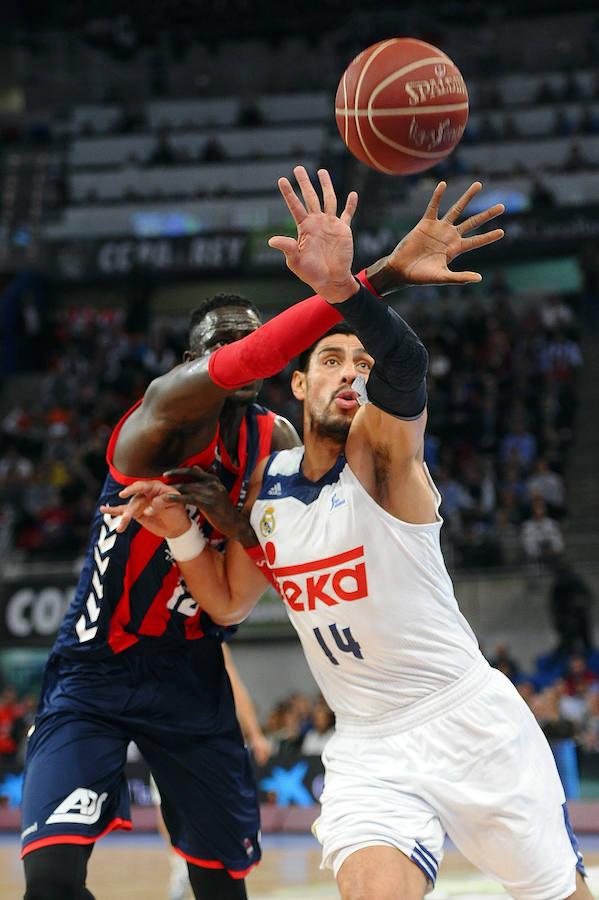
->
xmin=334 ymin=389 xmax=359 ymax=411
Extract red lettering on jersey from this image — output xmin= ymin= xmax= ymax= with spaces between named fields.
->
xmin=306 ymin=574 xmax=338 ymax=609
xmin=332 ymin=563 xmax=367 ymax=601
xmin=277 ymin=551 xmax=369 ymax=612
xmin=281 ymin=580 xmax=304 ymax=611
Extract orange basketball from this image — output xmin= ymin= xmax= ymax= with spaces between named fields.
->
xmin=335 ymin=37 xmax=469 ymax=175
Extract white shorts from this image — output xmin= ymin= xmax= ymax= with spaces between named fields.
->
xmin=312 ymin=663 xmax=584 ymax=900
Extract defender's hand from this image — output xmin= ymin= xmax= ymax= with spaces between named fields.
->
xmin=162 ymin=467 xmax=257 ymax=547
xmin=367 ymin=181 xmax=505 ymax=293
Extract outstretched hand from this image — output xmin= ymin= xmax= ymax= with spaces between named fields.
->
xmin=268 ymin=166 xmax=359 ymax=303
xmin=383 ymin=181 xmax=504 ymax=287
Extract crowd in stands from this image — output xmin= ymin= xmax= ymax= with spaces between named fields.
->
xmin=0 ymin=265 xmax=587 ymax=569
xmin=0 ymin=685 xmax=36 ymax=778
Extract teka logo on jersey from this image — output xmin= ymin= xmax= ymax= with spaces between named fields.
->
xmin=46 ymin=788 xmax=108 ymax=825
xmin=272 ymin=546 xmax=367 ymax=612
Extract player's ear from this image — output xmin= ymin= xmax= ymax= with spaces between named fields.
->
xmin=183 ymin=350 xmax=194 ymax=362
xmin=291 ymin=370 xmax=306 ymax=401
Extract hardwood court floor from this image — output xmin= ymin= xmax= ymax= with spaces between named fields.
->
xmin=2 ymin=833 xmax=599 ymax=898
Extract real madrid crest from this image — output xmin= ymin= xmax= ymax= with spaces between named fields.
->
xmin=260 ymin=506 xmax=275 ymax=537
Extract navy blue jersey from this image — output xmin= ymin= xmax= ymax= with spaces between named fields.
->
xmin=53 ymin=400 xmax=276 ymax=660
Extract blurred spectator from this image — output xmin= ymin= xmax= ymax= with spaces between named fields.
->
xmin=11 ymin=694 xmax=37 ymax=769
xmin=563 ymin=141 xmax=588 ymax=172
xmin=558 ymin=655 xmax=598 ymax=731
xmin=552 ymin=108 xmax=574 ymax=137
xmin=490 ymin=643 xmax=521 ymax=682
xmin=291 ymin=693 xmax=315 ymax=739
xmin=437 ymin=465 xmax=474 ymax=535
xmin=521 ymin=497 xmax=565 ymax=565
xmin=301 ymin=704 xmax=335 ymax=756
xmin=148 ymin=131 xmax=176 ymax=166
xmin=0 ymin=686 xmax=22 ymax=769
xmin=500 ymin=416 xmax=537 ymax=472
xmin=530 ymin=177 xmax=555 ymax=208
xmin=529 ymin=684 xmax=576 ymax=741
xmin=539 ymin=294 xmax=575 ymax=333
xmin=525 ymin=458 xmax=565 ymax=519
xmin=578 ymin=105 xmax=599 ymax=136
xmin=269 ymin=700 xmax=304 ymax=756
xmin=549 ymin=559 xmax=594 ymax=657
xmin=561 ymin=72 xmax=582 ymax=102
xmin=581 ymin=691 xmax=599 ymax=750
xmin=237 ymin=98 xmax=265 ymax=127
xmin=539 ymin=330 xmax=583 ymax=382
xmin=201 ymin=136 xmax=226 ymax=162
xmin=535 ymin=80 xmax=558 ymax=104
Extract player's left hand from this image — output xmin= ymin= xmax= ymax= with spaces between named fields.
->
xmin=372 ymin=181 xmax=505 ymax=290
xmin=100 ymin=480 xmax=189 ymax=537
xmin=268 ymin=166 xmax=359 ymax=303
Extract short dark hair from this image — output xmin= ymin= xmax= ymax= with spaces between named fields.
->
xmin=188 ymin=292 xmax=261 ymax=341
xmin=296 ymin=322 xmax=357 ymax=372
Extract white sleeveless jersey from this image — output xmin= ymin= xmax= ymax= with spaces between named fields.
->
xmin=250 ymin=447 xmax=482 ymax=728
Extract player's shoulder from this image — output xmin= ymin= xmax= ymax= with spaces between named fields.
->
xmin=265 ymin=445 xmax=304 ymax=477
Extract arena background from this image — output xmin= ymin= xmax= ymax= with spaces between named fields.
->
xmin=1 ymin=1 xmax=599 ymax=896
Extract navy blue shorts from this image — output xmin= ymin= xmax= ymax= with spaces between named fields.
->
xmin=20 ymin=641 xmax=261 ymax=878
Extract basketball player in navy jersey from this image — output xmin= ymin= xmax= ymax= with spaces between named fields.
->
xmin=21 ymin=166 xmax=504 ymax=900
xmin=110 ymin=169 xmax=592 ymax=900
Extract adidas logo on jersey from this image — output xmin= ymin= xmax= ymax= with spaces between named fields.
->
xmin=46 ymin=788 xmax=108 ymax=825
xmin=267 ymin=482 xmax=282 ymax=496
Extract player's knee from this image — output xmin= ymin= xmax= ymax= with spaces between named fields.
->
xmin=23 ymin=844 xmax=94 ymax=900
xmin=187 ymin=862 xmax=247 ymax=899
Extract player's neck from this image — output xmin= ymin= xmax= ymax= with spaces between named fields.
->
xmin=301 ymin=434 xmax=344 ymax=482
xmin=219 ymin=401 xmax=247 ymax=464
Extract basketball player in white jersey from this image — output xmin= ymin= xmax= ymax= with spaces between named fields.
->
xmin=104 ymin=168 xmax=592 ymax=900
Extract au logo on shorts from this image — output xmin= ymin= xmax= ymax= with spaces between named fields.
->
xmin=260 ymin=506 xmax=275 ymax=537
xmin=46 ymin=787 xmax=108 ymax=825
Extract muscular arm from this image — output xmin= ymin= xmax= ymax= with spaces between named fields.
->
xmin=272 ymin=174 xmax=505 ymax=524
xmin=101 ymin=463 xmax=271 ymax=624
xmin=113 ymin=357 xmax=228 ymax=476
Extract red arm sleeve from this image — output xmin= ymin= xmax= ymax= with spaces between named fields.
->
xmin=208 ymin=269 xmax=379 ymax=389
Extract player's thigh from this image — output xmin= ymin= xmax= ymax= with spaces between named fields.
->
xmin=315 ymin=730 xmax=444 ymax=890
xmin=137 ymin=726 xmax=261 ymax=876
xmin=21 ymin=711 xmax=130 ymax=853
xmin=429 ymin=671 xmax=583 ymax=900
xmin=337 ymin=845 xmax=427 ymax=900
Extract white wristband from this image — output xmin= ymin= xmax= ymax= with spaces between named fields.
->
xmin=166 ymin=522 xmax=207 ymax=561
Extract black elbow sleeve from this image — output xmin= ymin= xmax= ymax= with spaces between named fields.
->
xmin=334 ymin=285 xmax=428 ymax=419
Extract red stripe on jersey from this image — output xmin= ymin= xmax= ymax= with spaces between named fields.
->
xmin=21 ymin=817 xmax=132 ymax=857
xmin=137 ymin=564 xmax=181 ymax=636
xmin=183 ymin=605 xmax=205 ymax=640
xmin=272 ymin=546 xmax=364 ymax=577
xmin=108 ymin=529 xmax=164 ymax=653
